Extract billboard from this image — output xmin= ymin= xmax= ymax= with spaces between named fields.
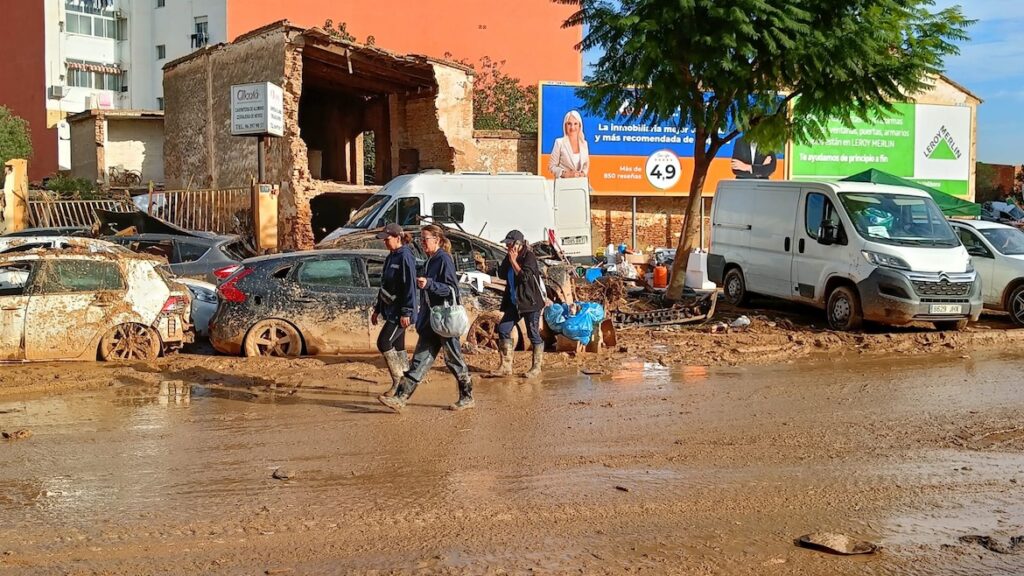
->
xmin=791 ymin=102 xmax=972 ymax=196
xmin=538 ymin=83 xmax=784 ymax=196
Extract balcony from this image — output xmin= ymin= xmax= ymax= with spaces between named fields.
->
xmin=190 ymin=32 xmax=209 ymax=49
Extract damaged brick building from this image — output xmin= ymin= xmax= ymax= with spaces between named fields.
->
xmin=163 ymin=21 xmax=518 ymax=249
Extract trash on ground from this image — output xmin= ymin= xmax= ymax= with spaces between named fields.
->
xmin=730 ymin=315 xmax=752 ymax=331
xmin=1 ymin=429 xmax=32 ymax=440
xmin=272 ymin=468 xmax=296 ymax=480
xmin=796 ymin=532 xmax=879 ymax=555
xmin=959 ymin=535 xmax=1024 ymax=554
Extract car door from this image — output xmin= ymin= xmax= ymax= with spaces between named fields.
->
xmin=24 ymin=259 xmax=127 ymax=360
xmin=0 ymin=261 xmax=36 ymax=361
xmin=289 ymin=255 xmax=378 ymax=353
xmin=955 ymin=227 xmax=998 ymax=306
xmin=792 ymin=191 xmax=846 ymax=303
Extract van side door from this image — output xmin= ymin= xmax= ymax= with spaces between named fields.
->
xmin=792 ymin=191 xmax=845 ymax=304
xmin=744 ymin=188 xmax=800 ymax=298
xmin=552 ymin=178 xmax=592 ymax=257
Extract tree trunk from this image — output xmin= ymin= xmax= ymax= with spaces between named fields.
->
xmin=665 ymin=149 xmax=712 ymax=301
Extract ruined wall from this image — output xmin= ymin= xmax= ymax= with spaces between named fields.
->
xmin=591 ymin=196 xmax=712 ymax=252
xmin=472 ymin=131 xmax=538 ymax=173
xmin=163 ymin=27 xmax=292 ymax=189
xmin=106 ymin=119 xmax=165 ymax=184
xmin=69 ymin=117 xmax=100 ymax=183
xmin=396 ymin=65 xmax=477 ymax=173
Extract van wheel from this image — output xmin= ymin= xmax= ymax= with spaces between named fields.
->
xmin=933 ymin=319 xmax=968 ymax=331
xmin=1008 ymin=284 xmax=1024 ymax=327
xmin=723 ymin=268 xmax=749 ymax=306
xmin=826 ymin=286 xmax=863 ymax=331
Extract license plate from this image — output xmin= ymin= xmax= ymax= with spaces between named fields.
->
xmin=930 ymin=304 xmax=962 ymax=314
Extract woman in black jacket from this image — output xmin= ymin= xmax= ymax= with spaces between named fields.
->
xmin=371 ymin=223 xmax=417 ymax=397
xmin=491 ymin=230 xmax=546 ymax=379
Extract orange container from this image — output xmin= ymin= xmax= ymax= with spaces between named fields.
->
xmin=653 ymin=265 xmax=669 ymax=288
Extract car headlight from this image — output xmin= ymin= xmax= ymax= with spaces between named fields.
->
xmin=966 ymin=258 xmax=975 ymax=273
xmin=862 ymin=250 xmax=911 ymax=271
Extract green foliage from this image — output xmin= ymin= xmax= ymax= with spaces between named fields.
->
xmin=975 ymin=162 xmax=999 ymax=195
xmin=363 ymin=131 xmax=376 ymax=185
xmin=448 ymin=55 xmax=538 ymax=133
xmin=44 ymin=174 xmax=98 ymax=199
xmin=0 ymin=106 xmax=32 ymax=167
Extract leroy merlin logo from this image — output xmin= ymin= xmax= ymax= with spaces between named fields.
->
xmin=924 ymin=125 xmax=962 ymax=160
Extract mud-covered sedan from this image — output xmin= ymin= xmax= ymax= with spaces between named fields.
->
xmin=211 ymin=249 xmax=490 ymax=357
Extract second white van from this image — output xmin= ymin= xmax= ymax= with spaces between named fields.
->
xmin=708 ymin=180 xmax=982 ymax=331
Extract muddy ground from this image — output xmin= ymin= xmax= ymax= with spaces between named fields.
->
xmin=1 ymin=299 xmax=1024 ymax=574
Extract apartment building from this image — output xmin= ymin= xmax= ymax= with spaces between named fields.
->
xmin=1 ymin=0 xmax=580 ymax=181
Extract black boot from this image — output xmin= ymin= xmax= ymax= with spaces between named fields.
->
xmin=449 ymin=375 xmax=475 ymax=411
xmin=379 ymin=376 xmax=418 ymax=413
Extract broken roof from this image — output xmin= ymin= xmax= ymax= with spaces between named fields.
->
xmin=66 ymin=109 xmax=164 ymax=123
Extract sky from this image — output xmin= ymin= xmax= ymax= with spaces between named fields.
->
xmin=582 ymin=0 xmax=1023 ymax=165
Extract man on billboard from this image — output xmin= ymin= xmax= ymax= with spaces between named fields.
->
xmin=548 ymin=110 xmax=590 ymax=178
xmin=731 ymin=136 xmax=778 ymax=179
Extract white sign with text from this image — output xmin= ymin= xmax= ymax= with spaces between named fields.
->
xmin=230 ymin=82 xmax=284 ymax=137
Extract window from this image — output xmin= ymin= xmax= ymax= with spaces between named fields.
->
xmin=431 ymin=202 xmax=465 ymax=224
xmin=36 ymin=260 xmax=124 ymax=294
xmin=157 ymin=97 xmax=164 ymax=111
xmin=390 ymin=197 xmax=421 ymax=226
xmin=174 ymin=241 xmax=210 ymax=263
xmin=156 ymin=45 xmax=166 ymax=60
xmin=219 ymin=240 xmax=255 ymax=261
xmin=192 ymin=17 xmax=209 ymax=48
xmin=979 ymin=227 xmax=1024 ymax=256
xmin=64 ymin=3 xmax=119 ymax=39
xmin=0 ymin=263 xmax=33 ymax=296
xmin=297 ymin=258 xmax=366 ymax=288
xmin=156 ymin=0 xmax=165 ymax=6
xmin=66 ymin=61 xmax=123 ymax=91
xmin=66 ymin=12 xmax=92 ymax=35
xmin=956 ymin=229 xmax=992 ymax=258
xmin=804 ymin=193 xmax=842 ymax=239
xmin=365 ymin=259 xmax=384 ymax=288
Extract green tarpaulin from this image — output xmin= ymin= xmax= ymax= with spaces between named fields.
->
xmin=841 ymin=169 xmax=980 ymax=217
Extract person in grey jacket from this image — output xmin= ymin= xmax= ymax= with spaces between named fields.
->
xmin=379 ymin=224 xmax=474 ymax=412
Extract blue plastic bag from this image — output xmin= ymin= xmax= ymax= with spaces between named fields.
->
xmin=544 ymin=304 xmax=568 ymax=334
xmin=562 ymin=313 xmax=594 ymax=345
xmin=578 ymin=302 xmax=605 ymax=323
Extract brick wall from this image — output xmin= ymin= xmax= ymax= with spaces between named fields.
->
xmin=590 ymin=195 xmax=712 ymax=252
xmin=472 ymin=131 xmax=538 ymax=173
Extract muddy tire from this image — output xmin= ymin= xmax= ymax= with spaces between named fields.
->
xmin=99 ymin=323 xmax=162 ymax=361
xmin=467 ymin=311 xmax=519 ymax=351
xmin=243 ymin=319 xmax=303 ymax=357
xmin=933 ymin=319 xmax=968 ymax=332
xmin=723 ymin=267 xmax=749 ymax=306
xmin=826 ymin=286 xmax=863 ymax=331
xmin=1008 ymin=284 xmax=1024 ymax=327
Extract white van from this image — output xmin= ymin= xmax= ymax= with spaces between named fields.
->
xmin=320 ymin=172 xmax=593 ymax=257
xmin=708 ymin=180 xmax=981 ymax=331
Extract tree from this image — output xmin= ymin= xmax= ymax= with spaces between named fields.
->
xmin=0 ymin=106 xmax=32 ymax=168
xmin=470 ymin=57 xmax=538 ymax=133
xmin=560 ymin=0 xmax=971 ymax=299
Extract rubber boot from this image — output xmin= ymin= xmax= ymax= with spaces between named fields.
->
xmin=449 ymin=375 xmax=475 ymax=411
xmin=523 ymin=347 xmax=544 ymax=379
xmin=381 ymin=349 xmax=408 ymax=397
xmin=489 ymin=339 xmax=514 ymax=377
xmin=378 ymin=377 xmax=418 ymax=413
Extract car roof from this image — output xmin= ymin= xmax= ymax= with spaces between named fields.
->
xmin=0 ymin=249 xmax=164 ymax=264
xmin=950 ymin=219 xmax=1016 ymax=231
xmin=244 ymin=248 xmax=391 ymax=265
xmin=105 ymin=233 xmax=230 ymax=243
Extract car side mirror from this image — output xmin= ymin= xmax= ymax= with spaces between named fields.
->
xmin=817 ymin=221 xmax=837 ymax=246
xmin=966 ymin=246 xmax=989 ymax=258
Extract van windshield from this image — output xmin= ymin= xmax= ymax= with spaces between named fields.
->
xmin=837 ymin=192 xmax=959 ymax=247
xmin=347 ymin=194 xmax=389 ymax=229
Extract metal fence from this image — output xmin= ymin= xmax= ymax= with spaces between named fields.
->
xmin=146 ymin=188 xmax=252 ymax=235
xmin=28 ymin=194 xmax=135 ymax=228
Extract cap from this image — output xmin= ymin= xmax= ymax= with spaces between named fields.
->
xmin=502 ymin=229 xmax=525 ymax=244
xmin=374 ymin=223 xmax=404 ymax=239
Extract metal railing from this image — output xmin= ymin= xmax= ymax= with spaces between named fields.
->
xmin=146 ymin=187 xmax=251 ymax=235
xmin=28 ymin=194 xmax=135 ymax=228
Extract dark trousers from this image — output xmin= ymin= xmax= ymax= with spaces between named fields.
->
xmin=405 ymin=328 xmax=469 ymax=387
xmin=497 ymin=308 xmax=543 ymax=345
xmin=376 ymin=320 xmax=406 ymax=354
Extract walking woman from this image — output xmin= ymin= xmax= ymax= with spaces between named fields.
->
xmin=371 ymin=223 xmax=417 ymax=397
xmin=379 ymin=224 xmax=475 ymax=412
xmin=491 ymin=230 xmax=546 ymax=379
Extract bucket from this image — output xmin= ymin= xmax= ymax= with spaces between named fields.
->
xmin=653 ymin=265 xmax=669 ymax=288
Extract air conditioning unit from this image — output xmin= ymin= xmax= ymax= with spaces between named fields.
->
xmin=49 ymin=85 xmax=71 ymax=99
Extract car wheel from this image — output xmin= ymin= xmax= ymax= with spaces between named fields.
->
xmin=723 ymin=267 xmax=749 ymax=306
xmin=99 ymin=323 xmax=162 ymax=361
xmin=467 ymin=311 xmax=520 ymax=351
xmin=244 ymin=319 xmax=303 ymax=357
xmin=933 ymin=319 xmax=969 ymax=331
xmin=826 ymin=286 xmax=864 ymax=331
xmin=1008 ymin=285 xmax=1024 ymax=327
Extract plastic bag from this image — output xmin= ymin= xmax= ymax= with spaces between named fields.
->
xmin=562 ymin=313 xmax=594 ymax=345
xmin=578 ymin=302 xmax=605 ymax=323
xmin=544 ymin=304 xmax=569 ymax=334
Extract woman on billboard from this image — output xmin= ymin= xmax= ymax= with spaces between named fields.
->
xmin=548 ymin=110 xmax=590 ymax=178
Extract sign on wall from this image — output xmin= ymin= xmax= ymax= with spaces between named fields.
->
xmin=538 ymin=82 xmax=784 ymax=196
xmin=230 ymin=82 xmax=284 ymax=137
xmin=791 ymin=103 xmax=972 ymax=196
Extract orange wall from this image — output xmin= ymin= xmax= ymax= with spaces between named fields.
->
xmin=0 ymin=2 xmax=51 ymax=181
xmin=226 ymin=0 xmax=583 ymax=86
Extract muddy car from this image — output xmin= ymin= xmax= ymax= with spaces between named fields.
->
xmin=209 ymin=249 xmax=496 ymax=357
xmin=0 ymin=251 xmax=193 ymax=362
xmin=0 ymin=236 xmax=131 ymax=255
xmin=316 ymin=224 xmax=508 ymax=274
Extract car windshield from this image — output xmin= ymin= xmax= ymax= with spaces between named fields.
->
xmin=347 ymin=194 xmax=389 ymax=229
xmin=980 ymin=227 xmax=1024 ymax=255
xmin=838 ymin=192 xmax=959 ymax=247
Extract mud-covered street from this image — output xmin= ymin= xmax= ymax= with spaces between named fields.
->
xmin=3 ymin=345 xmax=1024 ymax=575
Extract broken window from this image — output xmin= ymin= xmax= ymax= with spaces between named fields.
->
xmin=0 ymin=263 xmax=33 ymax=296
xmin=297 ymin=258 xmax=366 ymax=288
xmin=35 ymin=260 xmax=124 ymax=294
